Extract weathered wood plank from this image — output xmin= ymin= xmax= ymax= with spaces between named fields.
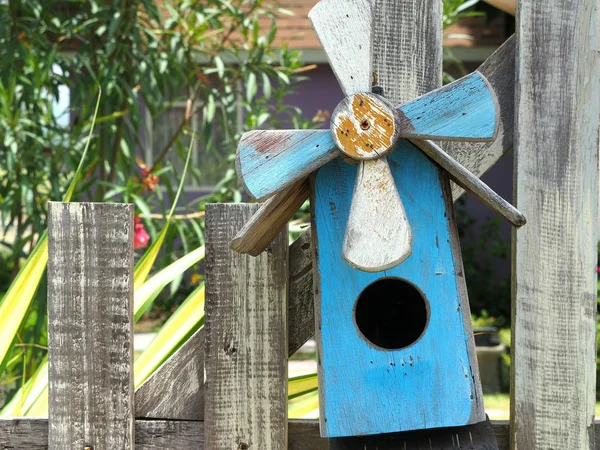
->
xmin=231 ymin=180 xmax=309 ymax=256
xmin=343 ymin=157 xmax=412 ymax=272
xmin=511 ymin=0 xmax=599 ymax=448
xmin=330 ymin=417 xmax=498 ymax=450
xmin=236 ymin=129 xmax=338 ymax=201
xmin=135 ymin=328 xmax=204 ymax=421
xmin=204 ymin=203 xmax=288 ymax=450
xmin=47 ymin=202 xmax=134 ymax=449
xmin=11 ymin=418 xmax=592 ymax=450
xmin=308 ymin=0 xmax=372 ymax=96
xmin=397 ymin=71 xmax=498 ymax=142
xmin=446 ymin=35 xmax=516 ymax=200
xmin=288 ymin=231 xmax=315 ymax=356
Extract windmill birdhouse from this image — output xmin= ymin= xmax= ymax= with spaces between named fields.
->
xmin=232 ymin=0 xmax=525 ymax=443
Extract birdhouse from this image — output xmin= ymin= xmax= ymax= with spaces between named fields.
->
xmin=232 ymin=0 xmax=525 ymax=442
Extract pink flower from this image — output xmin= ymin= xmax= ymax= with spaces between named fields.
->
xmin=134 ymin=217 xmax=150 ymax=250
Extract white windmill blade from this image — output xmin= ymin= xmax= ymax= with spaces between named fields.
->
xmin=309 ymin=0 xmax=373 ymax=95
xmin=343 ymin=158 xmax=412 ymax=272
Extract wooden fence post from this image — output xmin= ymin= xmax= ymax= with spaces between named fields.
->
xmin=47 ymin=202 xmax=134 ymax=449
xmin=511 ymin=0 xmax=600 ymax=448
xmin=204 ymin=203 xmax=288 ymax=450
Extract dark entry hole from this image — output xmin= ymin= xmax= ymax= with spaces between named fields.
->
xmin=354 ymin=278 xmax=428 ymax=350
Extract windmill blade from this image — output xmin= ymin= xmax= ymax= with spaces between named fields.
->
xmin=309 ymin=0 xmax=373 ymax=95
xmin=236 ymin=129 xmax=339 ymax=201
xmin=343 ymin=158 xmax=412 ymax=272
xmin=396 ymin=71 xmax=499 ymax=142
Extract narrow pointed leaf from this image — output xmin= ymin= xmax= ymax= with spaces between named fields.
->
xmin=134 ymin=284 xmax=205 ymax=387
xmin=0 ymin=88 xmax=101 ymax=379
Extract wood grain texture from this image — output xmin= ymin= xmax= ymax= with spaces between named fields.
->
xmin=47 ymin=202 xmax=134 ymax=450
xmin=0 ymin=419 xmax=527 ymax=450
xmin=288 ymin=231 xmax=315 ymax=355
xmin=135 ymin=328 xmax=204 ymax=421
xmin=397 ymin=71 xmax=498 ymax=142
xmin=204 ymin=203 xmax=288 ymax=450
xmin=308 ymin=0 xmax=372 ymax=95
xmin=412 ymin=139 xmax=526 ymax=227
xmin=444 ymin=36 xmax=516 ymax=200
xmin=231 ymin=180 xmax=309 ymax=256
xmin=330 ymin=417 xmax=498 ymax=449
xmin=236 ymin=129 xmax=338 ymax=201
xmin=342 ymin=157 xmax=412 ymax=272
xmin=511 ymin=0 xmax=599 ymax=448
xmin=371 ymin=0 xmax=442 ymax=106
xmin=311 ymin=146 xmax=485 ymax=437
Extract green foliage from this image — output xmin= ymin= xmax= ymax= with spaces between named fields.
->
xmin=0 ymin=0 xmax=310 ymax=408
xmin=455 ymin=198 xmax=510 ymax=323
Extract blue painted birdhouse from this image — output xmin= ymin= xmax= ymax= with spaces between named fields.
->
xmin=233 ymin=0 xmax=525 ymax=442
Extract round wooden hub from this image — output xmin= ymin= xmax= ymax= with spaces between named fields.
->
xmin=330 ymin=92 xmax=399 ymax=160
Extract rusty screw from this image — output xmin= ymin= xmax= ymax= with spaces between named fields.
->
xmin=238 ymin=443 xmax=249 ymax=450
xmin=360 ymin=119 xmax=370 ymax=130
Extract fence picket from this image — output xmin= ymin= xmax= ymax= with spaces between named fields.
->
xmin=47 ymin=202 xmax=134 ymax=449
xmin=204 ymin=203 xmax=288 ymax=450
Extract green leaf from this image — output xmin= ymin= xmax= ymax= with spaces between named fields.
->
xmin=0 ymin=88 xmax=101 ymax=380
xmin=134 ymin=245 xmax=205 ymax=321
xmin=288 ymin=373 xmax=318 ymax=400
xmin=134 ymin=283 xmax=205 ymax=387
xmin=245 ymin=72 xmax=257 ymax=103
xmin=214 ymin=55 xmax=225 ymax=78
xmin=288 ymin=390 xmax=319 ymax=419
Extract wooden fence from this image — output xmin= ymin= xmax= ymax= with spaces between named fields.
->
xmin=1 ymin=0 xmax=599 ymax=447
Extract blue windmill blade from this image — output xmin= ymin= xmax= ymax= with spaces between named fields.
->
xmin=395 ymin=71 xmax=499 ymax=142
xmin=236 ymin=129 xmax=339 ymax=201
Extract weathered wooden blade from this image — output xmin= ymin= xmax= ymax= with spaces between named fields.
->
xmin=412 ymin=139 xmax=526 ymax=227
xmin=308 ymin=0 xmax=373 ymax=95
xmin=231 ymin=180 xmax=309 ymax=255
xmin=343 ymin=158 xmax=412 ymax=272
xmin=330 ymin=416 xmax=499 ymax=450
xmin=396 ymin=71 xmax=499 ymax=142
xmin=236 ymin=129 xmax=339 ymax=201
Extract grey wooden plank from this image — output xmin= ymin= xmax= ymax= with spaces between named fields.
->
xmin=135 ymin=328 xmax=204 ymax=421
xmin=288 ymin=232 xmax=315 ymax=356
xmin=511 ymin=0 xmax=599 ymax=448
xmin=47 ymin=202 xmax=134 ymax=449
xmin=445 ymin=35 xmax=516 ymax=200
xmin=204 ymin=203 xmax=288 ymax=450
xmin=7 ymin=418 xmax=596 ymax=450
xmin=231 ymin=180 xmax=309 ymax=256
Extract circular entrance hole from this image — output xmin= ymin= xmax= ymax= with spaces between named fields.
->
xmin=354 ymin=278 xmax=428 ymax=350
